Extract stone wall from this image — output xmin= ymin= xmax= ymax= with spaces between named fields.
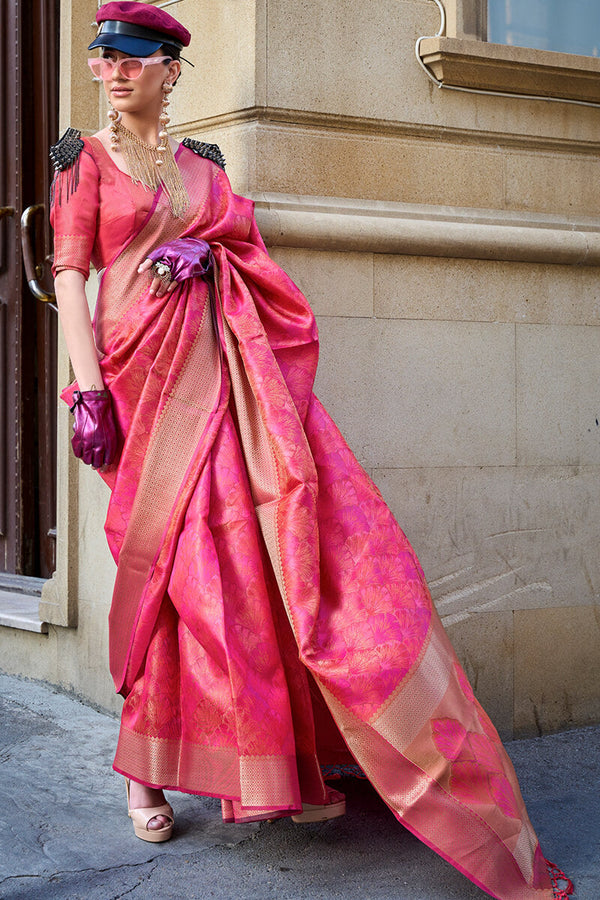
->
xmin=1 ymin=0 xmax=598 ymax=737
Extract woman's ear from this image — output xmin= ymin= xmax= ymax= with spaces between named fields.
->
xmin=167 ymin=59 xmax=181 ymax=85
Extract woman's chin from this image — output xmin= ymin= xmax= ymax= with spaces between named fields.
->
xmin=110 ymin=91 xmax=135 ymax=105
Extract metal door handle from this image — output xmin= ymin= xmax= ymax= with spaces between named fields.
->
xmin=21 ymin=204 xmax=56 ymax=305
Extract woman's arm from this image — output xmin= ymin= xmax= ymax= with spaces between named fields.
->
xmin=54 ymin=268 xmax=118 ymax=468
xmin=54 ymin=268 xmax=104 ymax=391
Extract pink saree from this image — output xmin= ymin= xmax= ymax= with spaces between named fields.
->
xmin=51 ymin=137 xmax=571 ymax=900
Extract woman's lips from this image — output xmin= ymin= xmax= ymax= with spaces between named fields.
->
xmin=111 ymin=87 xmax=133 ymax=96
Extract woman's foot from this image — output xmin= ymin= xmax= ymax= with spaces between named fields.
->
xmin=292 ymin=787 xmax=346 ymax=823
xmin=125 ymin=778 xmax=174 ymax=842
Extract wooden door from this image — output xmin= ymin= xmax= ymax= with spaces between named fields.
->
xmin=0 ymin=0 xmax=59 ymax=578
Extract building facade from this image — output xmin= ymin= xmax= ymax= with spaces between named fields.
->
xmin=1 ymin=0 xmax=599 ymax=739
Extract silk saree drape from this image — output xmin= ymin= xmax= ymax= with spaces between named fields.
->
xmin=52 ymin=138 xmax=569 ymax=900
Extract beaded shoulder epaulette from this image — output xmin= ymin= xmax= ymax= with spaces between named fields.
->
xmin=181 ymin=138 xmax=226 ymax=170
xmin=49 ymin=127 xmax=84 ymax=172
xmin=49 ymin=128 xmax=85 ymax=207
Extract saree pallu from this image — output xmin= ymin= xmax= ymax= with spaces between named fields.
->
xmin=54 ymin=139 xmax=567 ymax=900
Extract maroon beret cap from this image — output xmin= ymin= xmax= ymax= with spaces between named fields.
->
xmin=90 ymin=2 xmax=191 ymax=53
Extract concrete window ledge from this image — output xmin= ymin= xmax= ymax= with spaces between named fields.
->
xmin=418 ymin=37 xmax=600 ymax=104
xmin=0 ymin=576 xmax=48 ymax=634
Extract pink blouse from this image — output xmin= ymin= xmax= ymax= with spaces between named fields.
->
xmin=50 ymin=136 xmax=165 ymax=279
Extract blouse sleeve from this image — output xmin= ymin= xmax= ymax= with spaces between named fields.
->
xmin=50 ymin=142 xmax=100 ymax=280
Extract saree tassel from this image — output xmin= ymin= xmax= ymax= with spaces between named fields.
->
xmin=546 ymin=859 xmax=574 ymax=898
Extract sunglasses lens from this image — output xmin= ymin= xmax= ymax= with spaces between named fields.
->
xmin=119 ymin=59 xmax=144 ymax=79
xmin=88 ymin=59 xmax=106 ymax=78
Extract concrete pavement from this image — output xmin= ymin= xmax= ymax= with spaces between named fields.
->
xmin=0 ymin=672 xmax=597 ymax=900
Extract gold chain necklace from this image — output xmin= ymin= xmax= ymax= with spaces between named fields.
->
xmin=114 ymin=120 xmax=190 ymax=218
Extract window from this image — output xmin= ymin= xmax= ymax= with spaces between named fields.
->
xmin=418 ymin=0 xmax=600 ymax=105
xmin=488 ymin=0 xmax=600 ymax=58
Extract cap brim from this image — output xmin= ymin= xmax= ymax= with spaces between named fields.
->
xmin=87 ymin=33 xmax=163 ymax=56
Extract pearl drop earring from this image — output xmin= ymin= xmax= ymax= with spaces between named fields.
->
xmin=156 ymin=81 xmax=173 ymax=167
xmin=108 ymin=104 xmax=121 ymax=151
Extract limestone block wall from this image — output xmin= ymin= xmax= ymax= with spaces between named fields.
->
xmin=1 ymin=0 xmax=598 ymax=737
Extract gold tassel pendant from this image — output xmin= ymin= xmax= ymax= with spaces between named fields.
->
xmin=109 ymin=83 xmax=189 ymax=218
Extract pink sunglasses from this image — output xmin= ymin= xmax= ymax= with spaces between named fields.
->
xmin=87 ymin=56 xmax=172 ymax=81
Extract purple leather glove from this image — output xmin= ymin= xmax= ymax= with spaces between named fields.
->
xmin=147 ymin=238 xmax=214 ymax=283
xmin=69 ymin=389 xmax=118 ymax=468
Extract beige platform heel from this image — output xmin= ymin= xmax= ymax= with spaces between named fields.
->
xmin=292 ymin=787 xmax=346 ymax=823
xmin=125 ymin=778 xmax=174 ymax=843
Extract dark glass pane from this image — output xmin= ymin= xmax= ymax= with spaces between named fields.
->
xmin=488 ymin=0 xmax=600 ymax=57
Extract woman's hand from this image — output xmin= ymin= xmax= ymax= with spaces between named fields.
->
xmin=70 ymin=389 xmax=118 ymax=469
xmin=139 ymin=238 xmax=214 ymax=297
xmin=137 ymin=257 xmax=178 ymax=298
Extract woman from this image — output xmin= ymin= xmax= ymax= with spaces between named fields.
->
xmin=50 ymin=3 xmax=572 ymax=898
